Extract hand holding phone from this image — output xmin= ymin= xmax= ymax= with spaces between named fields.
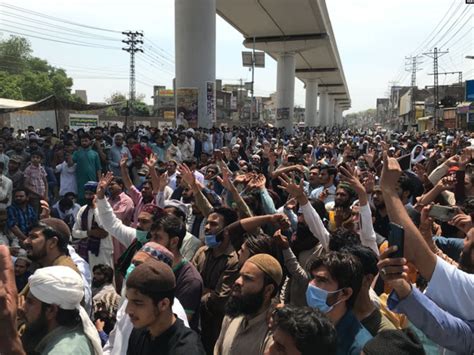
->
xmin=388 ymin=222 xmax=404 ymax=258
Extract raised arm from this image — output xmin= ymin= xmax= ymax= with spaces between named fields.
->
xmin=178 ymin=164 xmax=213 ymax=217
xmin=380 ymin=151 xmax=437 ymax=280
xmin=119 ymin=155 xmax=133 ymax=190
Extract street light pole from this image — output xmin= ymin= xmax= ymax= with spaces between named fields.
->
xmin=250 ymin=37 xmax=255 ymax=129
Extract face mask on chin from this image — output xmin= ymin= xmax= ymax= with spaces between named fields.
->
xmin=205 ymin=234 xmax=220 ymax=248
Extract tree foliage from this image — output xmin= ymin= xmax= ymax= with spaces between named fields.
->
xmin=0 ymin=36 xmax=82 ymax=102
xmin=104 ymin=91 xmax=150 ymax=117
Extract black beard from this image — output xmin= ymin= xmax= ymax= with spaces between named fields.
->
xmin=291 ymin=223 xmax=318 ymax=255
xmin=182 ymin=195 xmax=193 ymax=204
xmin=22 ymin=310 xmax=49 ymax=354
xmin=92 ymin=279 xmax=105 ymax=289
xmin=334 ymin=200 xmax=351 ymax=209
xmin=85 ymin=198 xmax=94 ymax=206
xmin=225 ymin=287 xmax=265 ymax=317
xmin=458 ymin=246 xmax=474 ymax=274
xmin=28 ymin=245 xmax=47 ymax=262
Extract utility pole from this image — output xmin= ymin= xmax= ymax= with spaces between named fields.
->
xmin=405 ymin=55 xmax=423 ymax=124
xmin=428 ymin=71 xmax=462 ymax=84
xmin=122 ymin=31 xmax=144 ymax=103
xmin=424 ymin=47 xmax=448 ymax=128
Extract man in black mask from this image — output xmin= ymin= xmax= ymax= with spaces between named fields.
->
xmin=72 ymin=181 xmax=112 ymax=272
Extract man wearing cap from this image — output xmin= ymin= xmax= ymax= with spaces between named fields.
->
xmin=72 ymin=181 xmax=113 ymax=271
xmin=22 ymin=265 xmax=102 ymax=354
xmin=214 ymin=254 xmax=283 ymax=355
xmin=7 ymin=155 xmax=24 ymax=190
xmin=125 ymin=258 xmax=205 ymax=354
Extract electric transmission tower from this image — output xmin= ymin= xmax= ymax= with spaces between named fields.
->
xmin=423 ymin=47 xmax=448 ymax=126
xmin=122 ymin=31 xmax=144 ymax=102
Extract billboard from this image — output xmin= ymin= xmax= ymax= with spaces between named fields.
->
xmin=69 ymin=114 xmax=99 ymax=131
xmin=207 ymin=81 xmax=216 ymax=124
xmin=158 ymin=89 xmax=174 ymax=97
xmin=466 ymin=80 xmax=474 ymax=101
xmin=176 ymin=88 xmax=198 ymax=128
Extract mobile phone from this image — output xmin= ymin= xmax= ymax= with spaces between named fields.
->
xmin=388 ymin=222 xmax=404 ymax=258
xmin=428 ymin=205 xmax=457 ymax=222
xmin=397 ymin=154 xmax=411 ymax=171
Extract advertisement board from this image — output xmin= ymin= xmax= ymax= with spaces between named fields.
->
xmin=176 ymin=88 xmax=198 ymax=128
xmin=207 ymin=81 xmax=216 ymax=124
xmin=69 ymin=114 xmax=99 ymax=131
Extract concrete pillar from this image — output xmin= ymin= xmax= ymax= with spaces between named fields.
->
xmin=319 ymin=91 xmax=329 ymax=127
xmin=304 ymin=79 xmax=318 ymax=127
xmin=276 ymin=52 xmax=295 ymax=132
xmin=327 ymin=97 xmax=335 ymax=127
xmin=175 ymin=0 xmax=216 ymax=129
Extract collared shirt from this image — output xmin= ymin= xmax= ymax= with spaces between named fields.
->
xmin=55 ymin=161 xmax=77 ymax=196
xmin=425 ymin=256 xmax=474 ymax=321
xmin=388 ymin=287 xmax=474 ymax=354
xmin=24 ymin=164 xmax=47 ymax=196
xmin=214 ymin=309 xmax=273 ymax=355
xmin=35 ymin=325 xmax=93 ymax=355
xmin=127 ymin=185 xmax=156 ymax=227
xmin=7 ymin=203 xmax=37 ymax=235
xmin=335 ymin=310 xmax=372 ymax=355
xmin=127 ymin=318 xmax=204 ymax=355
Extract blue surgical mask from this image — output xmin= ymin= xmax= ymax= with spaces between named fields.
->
xmin=125 ymin=263 xmax=136 ymax=280
xmin=205 ymin=234 xmax=220 ymax=248
xmin=136 ymin=229 xmax=149 ymax=244
xmin=305 ymin=284 xmax=342 ymax=313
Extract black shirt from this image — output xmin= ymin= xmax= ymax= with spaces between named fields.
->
xmin=174 ymin=260 xmax=203 ymax=331
xmin=127 ymin=318 xmax=205 ymax=355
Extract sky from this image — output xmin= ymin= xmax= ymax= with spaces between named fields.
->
xmin=0 ymin=0 xmax=472 ymax=113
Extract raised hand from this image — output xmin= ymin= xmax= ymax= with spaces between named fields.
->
xmin=380 ymin=151 xmax=402 ymax=192
xmin=0 ymin=246 xmax=22 ymax=354
xmin=248 ymin=174 xmax=266 ymax=190
xmin=97 ymin=171 xmax=114 ymax=199
xmin=377 ymin=246 xmax=411 ymax=299
xmin=338 ymin=164 xmax=365 ymax=195
xmin=39 ymin=200 xmax=51 ymax=219
xmin=177 ymin=163 xmax=196 ymax=187
xmin=158 ymin=172 xmax=169 ymax=192
xmin=119 ymin=155 xmax=128 ymax=169
xmin=449 ymin=213 xmax=472 ymax=234
xmin=146 ymin=153 xmax=158 ymax=169
xmin=277 ymin=173 xmax=305 ymax=200
xmin=273 ymin=229 xmax=290 ymax=250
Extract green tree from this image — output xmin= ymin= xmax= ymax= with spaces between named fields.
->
xmin=104 ymin=91 xmax=150 ymax=117
xmin=0 ymin=35 xmax=80 ymax=102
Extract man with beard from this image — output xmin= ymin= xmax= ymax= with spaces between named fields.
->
xmin=309 ymin=166 xmax=337 ymax=206
xmin=21 ymin=266 xmax=102 ymax=354
xmin=328 ymin=182 xmax=357 ymax=232
xmin=192 ymin=206 xmax=239 ymax=353
xmin=120 ymin=155 xmax=156 ymax=227
xmin=73 ymin=133 xmax=101 ymax=204
xmin=372 ymin=187 xmax=390 ymax=239
xmin=19 ymin=218 xmax=81 ymax=299
xmin=72 ymin=181 xmax=113 ymax=272
xmin=7 ymin=155 xmax=24 ymax=190
xmin=215 ymin=253 xmax=282 ymax=355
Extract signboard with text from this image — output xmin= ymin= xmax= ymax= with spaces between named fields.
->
xmin=69 ymin=113 xmax=99 ymax=131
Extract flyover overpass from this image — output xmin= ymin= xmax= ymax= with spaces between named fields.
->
xmin=175 ymin=0 xmax=350 ymax=130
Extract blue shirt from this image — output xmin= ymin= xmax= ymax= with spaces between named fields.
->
xmin=336 ymin=310 xmax=372 ymax=355
xmin=7 ymin=203 xmax=38 ymax=235
xmin=388 ymin=287 xmax=474 ymax=354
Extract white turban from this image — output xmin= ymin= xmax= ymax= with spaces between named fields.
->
xmin=29 ymin=266 xmax=102 ymax=355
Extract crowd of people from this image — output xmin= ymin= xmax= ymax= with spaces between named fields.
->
xmin=0 ymin=123 xmax=472 ymax=355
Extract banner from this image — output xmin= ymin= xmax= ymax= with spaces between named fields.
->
xmin=158 ymin=89 xmax=174 ymax=97
xmin=276 ymin=107 xmax=290 ymax=121
xmin=207 ymin=81 xmax=216 ymax=124
xmin=176 ymin=88 xmax=198 ymax=128
xmin=69 ymin=113 xmax=99 ymax=131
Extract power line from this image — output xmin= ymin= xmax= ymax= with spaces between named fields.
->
xmin=0 ymin=28 xmax=122 ymax=49
xmin=0 ymin=10 xmax=121 ymax=41
xmin=433 ymin=6 xmax=471 ymax=48
xmin=408 ymin=0 xmax=459 ymax=55
xmin=0 ymin=3 xmax=122 ymax=34
xmin=438 ymin=13 xmax=473 ymax=48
